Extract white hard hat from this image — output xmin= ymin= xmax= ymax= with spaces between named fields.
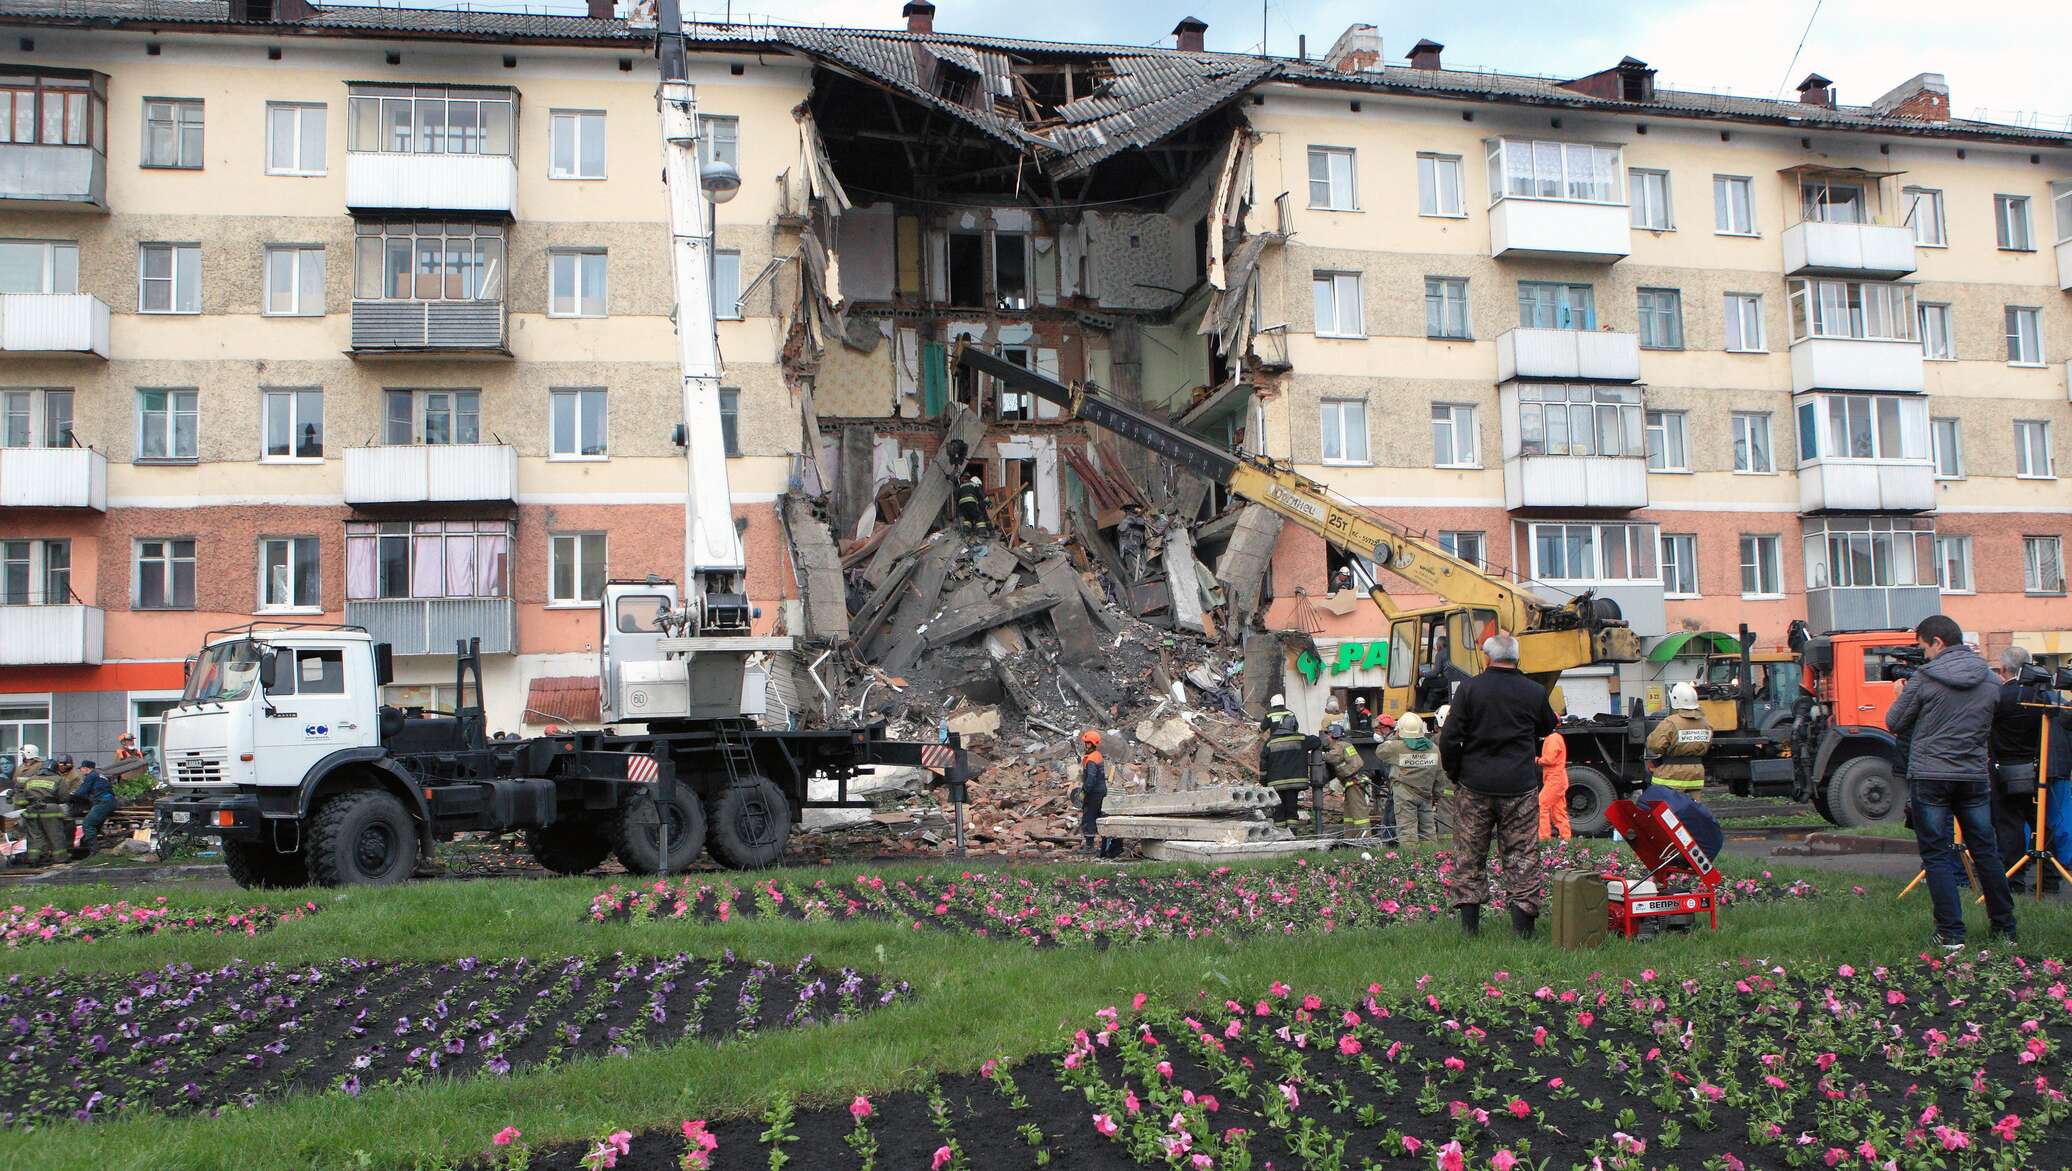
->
xmin=1325 ymin=697 xmax=1343 ymax=713
xmin=1395 ymin=713 xmax=1425 ymax=738
xmin=18 ymin=744 xmax=38 ymax=759
xmin=1268 ymin=693 xmax=1285 ymax=707
xmin=1670 ymin=682 xmax=1701 ymax=711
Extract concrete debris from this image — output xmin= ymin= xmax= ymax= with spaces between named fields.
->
xmin=1101 ymin=785 xmax=1278 ymax=817
xmin=1140 ymin=838 xmax=1333 ymax=862
xmin=1094 ymin=815 xmax=1287 ymax=843
xmin=943 ymin=704 xmax=1003 ymax=740
xmin=1133 ymin=715 xmax=1197 ymax=758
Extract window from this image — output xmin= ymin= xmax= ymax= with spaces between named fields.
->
xmin=346 ymin=85 xmax=513 ymax=156
xmin=1712 ymin=175 xmax=1755 ymax=235
xmin=1723 ymin=293 xmax=1764 ymax=352
xmin=263 ymin=246 xmax=324 ymax=316
xmin=1430 ymin=403 xmax=1477 ymax=468
xmin=1903 ymin=186 xmax=1945 ymax=246
xmin=1786 ymin=279 xmax=1917 ymax=342
xmin=1918 ymin=302 xmax=1953 ymax=360
xmin=1995 ymin=195 xmax=2033 ymax=251
xmin=353 ymin=221 xmax=504 ymax=302
xmin=265 ymin=648 xmax=344 ymax=696
xmin=1661 ymin=534 xmax=1698 ymax=597
xmin=719 ymin=387 xmax=740 ymax=456
xmin=1528 ymin=522 xmax=1658 ymax=582
xmin=136 ymin=389 xmax=197 ymax=461
xmin=1629 ymin=169 xmax=1672 ymax=229
xmin=1637 ymin=287 xmax=1683 ymax=349
xmin=1517 ymin=281 xmax=1594 ymax=331
xmin=2 ymin=388 xmax=74 ymax=449
xmin=135 ymin=538 xmax=196 ymax=610
xmin=993 ymin=233 xmax=1029 ymax=311
xmin=549 ymin=532 xmax=607 ymax=605
xmin=1306 ymin=146 xmax=1356 ymax=210
xmin=1423 ymin=277 xmax=1468 ymax=339
xmin=1935 ymin=535 xmax=1973 ymax=594
xmin=0 ymin=240 xmax=78 ymax=294
xmin=264 ymin=102 xmax=325 ymax=175
xmin=549 ymin=387 xmax=607 ymax=458
xmin=1515 ymin=384 xmax=1643 ymax=458
xmin=131 ymin=697 xmax=181 ymax=763
xmin=1311 ymin=272 xmax=1363 ymax=338
xmin=138 ymin=243 xmax=200 ymax=313
xmin=1485 ymin=138 xmax=1622 ymax=203
xmin=1438 ymin=530 xmax=1485 ymax=568
xmin=548 ymin=249 xmax=607 ymax=317
xmin=714 ymin=250 xmax=741 ymax=319
xmin=699 ymin=114 xmax=737 ymax=168
xmin=1802 ymin=519 xmax=1936 ymax=591
xmin=346 ymin=520 xmax=510 ymax=601
xmin=1416 ymin=153 xmax=1464 ymax=217
xmin=1645 ymin=410 xmax=1687 ymax=471
xmin=549 ymin=109 xmax=605 ymax=179
xmin=261 ymin=388 xmax=323 ymax=461
xmin=2014 ymin=419 xmax=2053 ymax=479
xmin=141 ymin=98 xmax=202 ymax=168
xmin=257 ymin=535 xmax=319 ymax=611
xmin=1738 ymin=534 xmax=1782 ymax=597
xmin=0 ymin=701 xmax=51 ymax=759
xmin=1930 ymin=417 xmax=1962 ymax=478
xmin=1319 ymin=399 xmax=1369 ymax=465
xmin=0 ymin=539 xmax=70 ymax=605
xmin=382 ymin=389 xmax=480 ymax=446
xmin=0 ymin=73 xmax=104 ymax=149
xmin=1732 ymin=413 xmax=1773 ymax=474
xmin=2024 ymin=536 xmax=2065 ymax=595
xmin=1813 ymin=394 xmax=1926 ymax=462
xmin=2005 ymin=306 xmax=2042 ymax=365
xmin=1798 ymin=179 xmax=1866 ymax=225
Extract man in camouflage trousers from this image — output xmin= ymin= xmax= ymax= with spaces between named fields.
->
xmin=1438 ymin=634 xmax=1558 ymax=939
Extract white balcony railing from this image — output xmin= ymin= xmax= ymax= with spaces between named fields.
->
xmin=1495 ymin=328 xmax=1641 ymax=382
xmin=1782 ymin=221 xmax=1918 ymax=279
xmin=346 ymin=153 xmax=518 ymax=215
xmin=1798 ymin=460 xmax=1936 ymax=513
xmin=1789 ymin=336 xmax=1924 ymax=393
xmin=0 ymin=293 xmax=110 ymax=358
xmin=343 ymin=444 xmax=516 ymax=505
xmin=1487 ymin=198 xmax=1631 ymax=263
xmin=0 ymin=447 xmax=107 ymax=510
xmin=1502 ymin=455 xmax=1648 ymax=511
xmin=346 ymin=597 xmax=515 ymax=656
xmin=0 ymin=603 xmax=104 ymax=665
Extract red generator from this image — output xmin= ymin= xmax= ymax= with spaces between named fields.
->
xmin=1604 ymin=798 xmax=1722 ymax=938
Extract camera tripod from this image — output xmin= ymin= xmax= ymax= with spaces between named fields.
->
xmin=1979 ymin=702 xmax=2072 ymax=903
xmin=1899 ymin=819 xmax=1982 ymax=900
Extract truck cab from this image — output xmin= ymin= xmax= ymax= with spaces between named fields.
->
xmin=161 ymin=628 xmax=386 ymax=799
xmin=1791 ymin=629 xmax=1915 ymax=825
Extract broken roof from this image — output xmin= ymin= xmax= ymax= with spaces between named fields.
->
xmin=0 ymin=0 xmax=647 ymax=43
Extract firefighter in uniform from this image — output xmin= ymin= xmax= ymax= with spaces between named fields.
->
xmin=1260 ymin=693 xmax=1295 ymax=735
xmin=11 ymin=746 xmax=69 ymax=867
xmin=1323 ymin=724 xmax=1377 ymax=839
xmin=954 ymin=475 xmax=989 ymax=536
xmin=1647 ymin=682 xmax=1713 ymax=794
xmin=1260 ymin=706 xmax=1319 ymax=828
xmin=1380 ymin=714 xmax=1445 ymax=848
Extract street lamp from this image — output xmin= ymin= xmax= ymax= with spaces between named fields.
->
xmin=700 ymin=158 xmax=740 ymax=203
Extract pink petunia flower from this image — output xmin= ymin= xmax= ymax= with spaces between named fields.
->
xmin=1443 ymin=1056 xmax=1465 ymax=1072
xmin=1437 ymin=1139 xmax=1466 ymax=1171
xmin=1507 ymin=1098 xmax=1530 ymax=1118
xmin=1125 ymin=1090 xmax=1141 ymax=1115
xmin=1991 ymin=1114 xmax=2021 ymax=1141
xmin=493 ymin=1127 xmax=522 ymax=1147
xmin=1092 ymin=1113 xmax=1117 ymax=1137
xmin=1933 ymin=1126 xmax=1969 ymax=1151
xmin=1338 ymin=1034 xmax=1362 ymax=1056
xmin=1401 ymin=1135 xmax=1424 ymax=1155
xmin=849 ymin=1096 xmax=872 ymax=1120
xmin=1279 ymin=1083 xmax=1300 ymax=1109
xmin=932 ymin=1145 xmax=953 ymax=1170
xmin=1190 ymin=1155 xmax=1213 ymax=1170
xmin=1492 ymin=1152 xmax=1519 ymax=1171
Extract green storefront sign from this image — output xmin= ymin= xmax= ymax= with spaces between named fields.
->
xmin=1295 ymin=639 xmax=1389 ymax=684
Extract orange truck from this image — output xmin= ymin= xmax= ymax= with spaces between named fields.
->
xmin=1785 ymin=626 xmax=1922 ymax=826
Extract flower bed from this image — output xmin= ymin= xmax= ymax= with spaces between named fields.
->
xmin=589 ymin=847 xmax=1836 ymax=948
xmin=1 ymin=898 xmax=321 ymax=948
xmin=470 ymin=952 xmax=2069 ymax=1170
xmin=0 ymin=951 xmax=906 ymax=1126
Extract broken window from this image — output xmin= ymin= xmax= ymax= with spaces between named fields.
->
xmin=994 ymin=232 xmax=1028 ymax=310
xmin=994 ymin=346 xmax=1032 ymax=421
xmin=934 ymin=59 xmax=980 ymax=108
xmin=947 ymin=233 xmax=984 ymax=306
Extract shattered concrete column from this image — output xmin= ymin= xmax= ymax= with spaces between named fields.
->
xmin=783 ymin=494 xmax=852 ymax=642
xmin=1242 ymin=631 xmax=1282 ymax=720
xmin=862 ymin=402 xmax=984 ymax=587
xmin=1215 ymin=504 xmax=1284 ymax=639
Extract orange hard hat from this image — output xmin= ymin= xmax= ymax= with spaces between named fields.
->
xmin=1080 ymin=729 xmax=1101 ymax=746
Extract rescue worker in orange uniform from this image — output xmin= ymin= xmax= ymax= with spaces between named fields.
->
xmin=1537 ymin=727 xmax=1571 ymax=840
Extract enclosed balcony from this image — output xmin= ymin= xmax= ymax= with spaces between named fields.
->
xmin=1484 ymin=138 xmax=1630 ymax=262
xmin=0 ymin=293 xmax=110 ymax=358
xmin=1495 ymin=328 xmax=1640 ymax=382
xmin=349 ymin=300 xmax=507 ymax=355
xmin=346 ymin=153 xmax=518 ymax=216
xmin=349 ymin=220 xmax=508 ymax=356
xmin=1499 ymin=382 xmax=1648 ymax=511
xmin=0 ymin=71 xmax=109 ymax=212
xmin=346 ymin=597 xmax=515 ymax=656
xmin=1803 ymin=517 xmax=1940 ymax=633
xmin=1793 ymin=392 xmax=1935 ymax=514
xmin=0 ymin=446 xmax=106 ymax=510
xmin=1514 ymin=519 xmax=1667 ymax=637
xmin=343 ymin=443 xmax=515 ymax=505
xmin=0 ymin=602 xmax=103 ymax=665
xmin=1787 ymin=278 xmax=1924 ymax=392
xmin=344 ymin=85 xmax=518 ymax=215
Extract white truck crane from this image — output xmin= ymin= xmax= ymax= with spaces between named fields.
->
xmin=153 ymin=26 xmax=972 ymax=888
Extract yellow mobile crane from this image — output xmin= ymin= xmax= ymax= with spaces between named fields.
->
xmin=956 ymin=345 xmax=1642 ymax=718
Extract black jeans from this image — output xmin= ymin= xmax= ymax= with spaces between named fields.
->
xmin=1081 ymin=787 xmax=1113 ymax=855
xmin=1912 ymin=776 xmax=2018 ymax=941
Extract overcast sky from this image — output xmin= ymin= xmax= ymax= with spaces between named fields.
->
xmin=672 ymin=0 xmax=2068 ymax=127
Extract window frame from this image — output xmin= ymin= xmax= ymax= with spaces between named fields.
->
xmin=1660 ymin=532 xmax=1699 ymax=598
xmin=1644 ymin=408 xmax=1688 ymax=472
xmin=1935 ymin=534 xmax=1973 ymax=595
xmin=547 ymin=531 xmax=608 ymax=607
xmin=1723 ymin=292 xmax=1765 ymax=353
xmin=2023 ymin=535 xmax=2065 ymax=596
xmin=140 ymin=97 xmax=203 ymax=169
xmin=262 ymin=244 xmax=325 ymax=317
xmin=1994 ymin=194 xmax=2034 ymax=252
xmin=255 ymin=534 xmax=321 ymax=613
xmin=263 ymin=101 xmax=326 ymax=176
xmin=1485 ymin=137 xmax=1624 ymax=205
xmin=1311 ymin=270 xmax=1364 ymax=339
xmin=1416 ymin=152 xmax=1465 ymax=218
xmin=0 ymin=537 xmax=71 ymax=607
xmin=138 ymin=242 xmax=201 ymax=314
xmin=1423 ymin=276 xmax=1470 ymax=340
xmin=0 ymin=73 xmax=105 ymax=151
xmin=718 ymin=387 xmax=741 ymax=457
xmin=1 ymin=387 xmax=75 ymax=451
xmin=1802 ymin=392 xmax=1928 ymax=464
xmin=1514 ymin=384 xmax=1644 ymax=459
xmin=1903 ymin=186 xmax=1946 ymax=247
xmin=1305 ymin=145 xmax=1358 ymax=211
xmin=1628 ymin=168 xmax=1673 ymax=230
xmin=1438 ymin=530 xmax=1486 ymax=568
xmin=547 ymin=108 xmax=607 ymax=180
xmin=548 ymin=386 xmax=608 ymax=461
xmin=1731 ymin=412 xmax=1774 ymax=475
xmin=1318 ymin=398 xmax=1370 ymax=466
xmin=1430 ymin=402 xmax=1479 ymax=469
xmin=1517 ymin=280 xmax=1596 ymax=331
xmin=135 ymin=387 xmax=198 ymax=463
xmin=1526 ymin=521 xmax=1660 ymax=584
xmin=547 ymin=248 xmax=608 ymax=318
xmin=2004 ymin=305 xmax=2043 ymax=366
xmin=0 ymin=238 xmax=80 ymax=295
xmin=1636 ymin=286 xmax=1684 ymax=350
xmin=382 ymin=388 xmax=482 ymax=446
xmin=259 ymin=387 xmax=324 ymax=464
xmin=133 ymin=537 xmax=197 ymax=611
xmin=2013 ymin=419 xmax=2054 ymax=480
xmin=1712 ymin=174 xmax=1756 ymax=236
xmin=1918 ymin=301 xmax=1954 ymax=361
xmin=351 ymin=220 xmax=505 ymax=303
xmin=713 ymin=249 xmax=742 ymax=320
xmin=1786 ymin=278 xmax=1918 ymax=343
xmin=1929 ymin=416 xmax=1963 ymax=480
xmin=699 ymin=114 xmax=738 ymax=169
xmin=345 ymin=519 xmax=510 ymax=601
xmin=344 ymin=85 xmax=515 ymax=158
xmin=1738 ymin=533 xmax=1783 ymax=599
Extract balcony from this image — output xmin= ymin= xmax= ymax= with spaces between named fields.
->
xmin=1495 ymin=328 xmax=1640 ymax=382
xmin=344 ymin=444 xmax=516 ymax=505
xmin=1789 ymin=337 xmax=1923 ymax=393
xmin=1805 ymin=585 xmax=1938 ymax=634
xmin=346 ymin=597 xmax=515 ymax=656
xmin=0 ymin=447 xmax=106 ymax=510
xmin=346 ymin=153 xmax=518 ymax=216
xmin=1798 ymin=461 xmax=1935 ymax=513
xmin=1502 ymin=456 xmax=1646 ymax=511
xmin=0 ymin=603 xmax=104 ymax=665
xmin=0 ymin=142 xmax=107 ymax=212
xmin=0 ymin=293 xmax=110 ymax=358
xmin=1487 ymin=199 xmax=1630 ymax=263
xmin=349 ymin=300 xmax=508 ymax=356
xmin=1803 ymin=517 xmax=1939 ymax=633
xmin=1782 ymin=221 xmax=1917 ymax=279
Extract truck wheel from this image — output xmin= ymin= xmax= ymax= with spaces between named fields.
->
xmin=309 ymin=790 xmax=420 ymax=887
xmin=706 ymin=777 xmax=791 ymax=870
xmin=222 ymin=841 xmax=310 ymax=889
xmin=525 ymin=823 xmax=614 ymax=876
xmin=1827 ymin=757 xmax=1904 ymax=827
xmin=613 ymin=785 xmax=707 ymax=874
xmin=1565 ymin=766 xmax=1618 ymax=837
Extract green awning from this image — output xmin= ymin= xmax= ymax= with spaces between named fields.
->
xmin=1646 ymin=630 xmax=1744 ymax=662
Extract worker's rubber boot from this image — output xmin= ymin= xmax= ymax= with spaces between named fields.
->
xmin=1458 ymin=904 xmax=1480 ymax=938
xmin=1511 ymin=907 xmax=1537 ymax=940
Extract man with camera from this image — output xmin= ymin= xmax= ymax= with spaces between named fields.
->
xmin=1991 ymin=648 xmax=2060 ymax=894
xmin=1886 ymin=615 xmax=2018 ymax=949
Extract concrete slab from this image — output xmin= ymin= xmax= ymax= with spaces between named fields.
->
xmin=1097 ymin=815 xmax=1282 ymax=843
xmin=1103 ymin=785 xmax=1278 ymax=817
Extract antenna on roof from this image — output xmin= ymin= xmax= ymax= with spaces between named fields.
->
xmin=1772 ymin=0 xmax=1826 ymax=99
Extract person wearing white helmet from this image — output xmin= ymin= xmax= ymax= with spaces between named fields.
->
xmin=9 ymin=743 xmax=68 ymax=866
xmin=1260 ymin=693 xmax=1294 ymax=735
xmin=1646 ymin=682 xmax=1713 ymax=793
xmin=1379 ymin=712 xmax=1446 ymax=847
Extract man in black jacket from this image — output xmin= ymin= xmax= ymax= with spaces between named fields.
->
xmin=1438 ymin=634 xmax=1556 ymax=938
xmin=1886 ymin=615 xmax=2017 ymax=949
xmin=1989 ymin=647 xmax=2058 ymax=892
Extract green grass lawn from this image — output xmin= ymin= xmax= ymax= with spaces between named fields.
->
xmin=4 ymin=853 xmax=2070 ymax=1171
